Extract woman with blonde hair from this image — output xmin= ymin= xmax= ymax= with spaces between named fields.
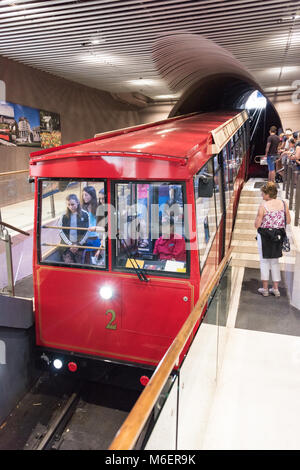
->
xmin=254 ymin=182 xmax=291 ymax=297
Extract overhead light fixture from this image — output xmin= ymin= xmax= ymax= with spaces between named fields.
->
xmin=282 ymin=14 xmax=300 ymax=21
xmin=81 ymin=31 xmax=106 ymax=48
xmin=128 ymin=79 xmax=156 ymax=86
xmin=155 ymin=94 xmax=179 ymax=100
xmin=80 ymin=53 xmax=117 ymax=66
xmin=268 ymin=66 xmax=299 ymax=74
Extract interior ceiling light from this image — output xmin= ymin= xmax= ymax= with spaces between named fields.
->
xmin=268 ymin=66 xmax=299 ymax=74
xmin=128 ymin=79 xmax=157 ymax=86
xmin=155 ymin=94 xmax=179 ymax=99
xmin=81 ymin=31 xmax=106 ymax=48
xmin=264 ymin=85 xmax=296 ymax=92
xmin=80 ymin=54 xmax=117 ymax=66
xmin=281 ymin=14 xmax=300 ymax=21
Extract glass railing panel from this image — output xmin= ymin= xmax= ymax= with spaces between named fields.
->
xmin=139 ymin=259 xmax=232 ymax=450
xmin=11 ymin=231 xmax=34 ymax=297
xmin=144 ymin=375 xmax=178 ymax=451
xmin=0 ymin=171 xmax=33 ymax=207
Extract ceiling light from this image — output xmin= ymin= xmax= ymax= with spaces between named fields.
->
xmin=282 ymin=15 xmax=300 ymax=20
xmin=80 ymin=54 xmax=116 ymax=66
xmin=155 ymin=94 xmax=179 ymax=100
xmin=264 ymin=85 xmax=297 ymax=92
xmin=268 ymin=66 xmax=299 ymax=74
xmin=128 ymin=79 xmax=156 ymax=86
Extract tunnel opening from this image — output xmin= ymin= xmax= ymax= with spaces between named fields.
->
xmin=169 ymin=74 xmax=282 ymax=179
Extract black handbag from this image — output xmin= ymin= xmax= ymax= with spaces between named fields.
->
xmin=282 ymin=200 xmax=291 ymax=252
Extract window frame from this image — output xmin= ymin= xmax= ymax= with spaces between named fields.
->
xmin=37 ymin=177 xmax=109 ymax=271
xmin=110 ymin=179 xmax=190 ymax=279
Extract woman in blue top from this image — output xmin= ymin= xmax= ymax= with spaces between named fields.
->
xmin=82 ymin=186 xmax=101 ymax=261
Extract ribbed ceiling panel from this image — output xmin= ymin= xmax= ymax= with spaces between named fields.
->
xmin=1 ymin=0 xmax=300 ymax=99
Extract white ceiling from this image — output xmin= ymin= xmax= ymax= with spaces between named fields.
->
xmin=1 ymin=0 xmax=300 ymax=100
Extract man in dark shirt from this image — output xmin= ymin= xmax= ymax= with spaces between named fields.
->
xmin=265 ymin=125 xmax=280 ymax=182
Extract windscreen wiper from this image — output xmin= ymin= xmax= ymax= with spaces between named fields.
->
xmin=116 ymin=233 xmax=148 ymax=282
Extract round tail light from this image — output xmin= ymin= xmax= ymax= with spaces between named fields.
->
xmin=140 ymin=375 xmax=150 ymax=386
xmin=68 ymin=362 xmax=78 ymax=372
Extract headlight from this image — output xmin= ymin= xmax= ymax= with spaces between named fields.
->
xmin=99 ymin=286 xmax=113 ymax=300
xmin=53 ymin=359 xmax=63 ymax=369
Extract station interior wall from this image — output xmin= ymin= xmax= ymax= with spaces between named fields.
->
xmin=0 ymin=55 xmax=173 ymax=205
xmin=268 ymin=93 xmax=300 ymax=132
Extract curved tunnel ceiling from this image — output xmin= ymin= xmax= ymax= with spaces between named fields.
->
xmin=152 ymin=34 xmax=281 ymax=129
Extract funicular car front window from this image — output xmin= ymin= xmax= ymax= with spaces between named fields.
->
xmin=113 ymin=182 xmax=187 ymax=275
xmin=39 ymin=179 xmax=107 ymax=268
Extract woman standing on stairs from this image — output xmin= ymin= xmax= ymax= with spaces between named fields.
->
xmin=254 ymin=182 xmax=291 ymax=297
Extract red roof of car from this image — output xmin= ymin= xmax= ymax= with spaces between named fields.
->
xmin=30 ymin=111 xmax=239 ymax=164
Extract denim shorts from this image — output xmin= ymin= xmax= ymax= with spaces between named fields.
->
xmin=267 ymin=155 xmax=276 ymax=171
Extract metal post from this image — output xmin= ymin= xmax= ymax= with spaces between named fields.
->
xmin=283 ymin=162 xmax=288 ymax=191
xmin=295 ymin=173 xmax=300 ymax=227
xmin=289 ymin=166 xmax=295 ymax=210
xmin=0 ymin=227 xmax=15 ymax=296
xmin=50 ymin=194 xmax=55 ymax=218
xmin=286 ymin=164 xmax=292 ymax=201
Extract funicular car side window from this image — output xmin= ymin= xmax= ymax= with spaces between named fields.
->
xmin=194 ymin=159 xmax=217 ymax=270
xmin=39 ymin=179 xmax=107 ymax=268
xmin=113 ymin=182 xmax=187 ymax=275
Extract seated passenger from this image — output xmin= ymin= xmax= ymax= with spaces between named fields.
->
xmin=81 ymin=185 xmax=102 ymax=263
xmin=153 ymin=218 xmax=186 ymax=262
xmin=59 ymin=194 xmax=89 ymax=263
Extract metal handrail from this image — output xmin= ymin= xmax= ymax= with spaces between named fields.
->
xmin=108 ymin=248 xmax=233 ymax=450
xmin=284 ymin=161 xmax=300 ymax=226
xmin=295 ymin=173 xmax=300 ymax=227
xmin=0 ymin=220 xmax=30 ymax=236
xmin=0 ymin=169 xmax=28 ymax=177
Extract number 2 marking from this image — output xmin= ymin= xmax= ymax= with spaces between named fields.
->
xmin=105 ymin=309 xmax=117 ymax=330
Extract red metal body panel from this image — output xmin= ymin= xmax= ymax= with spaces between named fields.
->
xmin=35 ymin=267 xmax=195 ymax=365
xmin=31 ymin=111 xmax=248 ymax=371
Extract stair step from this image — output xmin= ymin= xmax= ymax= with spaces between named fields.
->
xmin=236 ymin=212 xmax=256 ymax=220
xmin=232 ymin=232 xmax=257 ymax=241
xmin=240 ymin=190 xmax=262 ymax=197
xmin=239 ymin=196 xmax=262 ymax=203
xmin=235 ymin=221 xmax=256 ymax=229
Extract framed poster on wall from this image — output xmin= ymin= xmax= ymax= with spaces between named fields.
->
xmin=0 ymin=101 xmax=61 ymax=148
xmin=40 ymin=110 xmax=61 ymax=148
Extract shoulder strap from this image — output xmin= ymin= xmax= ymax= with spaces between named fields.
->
xmin=262 ymin=202 xmax=269 ymax=212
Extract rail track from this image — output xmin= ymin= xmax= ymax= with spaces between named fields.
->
xmin=0 ymin=373 xmax=141 ymax=450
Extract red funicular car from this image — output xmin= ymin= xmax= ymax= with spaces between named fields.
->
xmin=29 ymin=111 xmax=249 ymax=387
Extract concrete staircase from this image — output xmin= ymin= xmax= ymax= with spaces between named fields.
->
xmin=231 ymin=179 xmax=296 ymax=270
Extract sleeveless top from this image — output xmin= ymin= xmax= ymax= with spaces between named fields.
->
xmin=260 ymin=200 xmax=285 ymax=228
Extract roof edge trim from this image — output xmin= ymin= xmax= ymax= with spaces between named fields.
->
xmin=208 ymin=110 xmax=248 ymax=154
